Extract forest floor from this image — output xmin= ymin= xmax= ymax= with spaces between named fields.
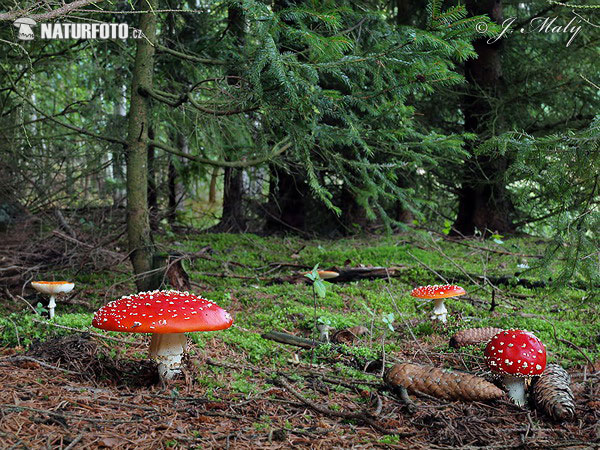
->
xmin=0 ymin=226 xmax=598 ymax=449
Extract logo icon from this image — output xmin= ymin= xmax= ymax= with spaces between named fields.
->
xmin=13 ymin=17 xmax=36 ymax=40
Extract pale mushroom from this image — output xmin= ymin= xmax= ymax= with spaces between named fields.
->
xmin=410 ymin=284 xmax=466 ymax=323
xmin=31 ymin=281 xmax=75 ymax=319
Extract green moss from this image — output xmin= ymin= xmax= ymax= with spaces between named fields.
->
xmin=2 ymin=233 xmax=597 ymax=370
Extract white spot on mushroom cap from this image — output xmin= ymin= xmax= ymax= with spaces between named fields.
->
xmin=484 ymin=329 xmax=546 ymax=377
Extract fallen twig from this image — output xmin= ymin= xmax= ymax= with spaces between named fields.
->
xmin=275 ymin=376 xmax=392 ymax=434
xmin=31 ymin=318 xmax=137 ymax=344
xmin=261 ymin=331 xmax=322 ymax=349
xmin=0 ymin=405 xmax=145 ymax=424
xmin=63 ymin=434 xmax=83 ymax=450
xmin=1 ymin=355 xmax=81 ymax=375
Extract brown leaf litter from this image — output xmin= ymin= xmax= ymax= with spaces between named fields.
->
xmin=0 ymin=334 xmax=597 ymax=449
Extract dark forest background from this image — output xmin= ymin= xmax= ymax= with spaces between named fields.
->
xmin=0 ymin=0 xmax=598 ymax=291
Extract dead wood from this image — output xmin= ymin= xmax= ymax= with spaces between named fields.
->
xmin=165 ymin=257 xmax=191 ymax=291
xmin=275 ymin=376 xmax=395 ymax=435
xmin=261 ymin=331 xmax=323 ymax=348
xmin=1 ymin=355 xmax=81 ymax=375
xmin=268 ymin=265 xmax=410 ymax=285
xmin=32 ymin=318 xmax=136 ymax=344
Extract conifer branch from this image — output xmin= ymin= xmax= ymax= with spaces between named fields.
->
xmin=150 ymin=138 xmax=292 ymax=168
xmin=156 ymin=44 xmax=226 ymax=65
xmin=138 ymin=85 xmax=259 ymax=115
xmin=0 ymin=0 xmax=103 ymax=21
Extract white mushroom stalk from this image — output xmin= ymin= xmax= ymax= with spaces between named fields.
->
xmin=431 ymin=298 xmax=448 ymax=323
xmin=317 ymin=323 xmax=333 ymax=342
xmin=501 ymin=374 xmax=527 ymax=407
xmin=149 ymin=333 xmax=187 ymax=380
xmin=48 ymin=295 xmax=57 ymax=320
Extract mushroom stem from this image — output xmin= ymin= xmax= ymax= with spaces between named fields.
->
xmin=317 ymin=324 xmax=332 ymax=342
xmin=502 ymin=374 xmax=527 ymax=407
xmin=431 ymin=299 xmax=447 ymax=323
xmin=48 ymin=295 xmax=56 ymax=320
xmin=149 ymin=333 xmax=187 ymax=381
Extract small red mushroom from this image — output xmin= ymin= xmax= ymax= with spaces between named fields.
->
xmin=302 ymin=270 xmax=339 ymax=280
xmin=92 ymin=290 xmax=233 ymax=381
xmin=484 ymin=329 xmax=547 ymax=406
xmin=410 ymin=284 xmax=466 ymax=323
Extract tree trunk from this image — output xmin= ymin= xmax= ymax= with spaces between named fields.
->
xmin=112 ymin=84 xmax=127 ymax=207
xmin=208 ymin=167 xmax=219 ymax=204
xmin=126 ymin=0 xmax=158 ymax=291
xmin=214 ymin=6 xmax=247 ymax=232
xmin=147 ymin=126 xmax=159 ymax=231
xmin=265 ymin=165 xmax=308 ymax=233
xmin=452 ymin=0 xmax=514 ymax=236
xmin=0 ymin=105 xmax=26 ymax=230
xmin=340 ymin=184 xmax=367 ymax=234
xmin=167 ymin=157 xmax=177 ymax=224
xmin=216 ymin=167 xmax=246 ymax=232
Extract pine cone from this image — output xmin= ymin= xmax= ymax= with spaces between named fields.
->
xmin=532 ymin=363 xmax=576 ymax=421
xmin=384 ymin=363 xmax=504 ymax=401
xmin=449 ymin=327 xmax=504 ymax=348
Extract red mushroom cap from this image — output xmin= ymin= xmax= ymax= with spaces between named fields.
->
xmin=410 ymin=284 xmax=466 ymax=299
xmin=484 ymin=329 xmax=547 ymax=377
xmin=92 ymin=290 xmax=233 ymax=334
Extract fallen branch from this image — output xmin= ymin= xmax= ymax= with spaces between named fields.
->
xmin=261 ymin=331 xmax=322 ymax=349
xmin=275 ymin=377 xmax=395 ymax=435
xmin=31 ymin=318 xmax=137 ymax=345
xmin=64 ymin=434 xmax=83 ymax=450
xmin=268 ymin=265 xmax=409 ymax=285
xmin=0 ymin=0 xmax=102 ymax=21
xmin=1 ymin=355 xmax=81 ymax=375
xmin=0 ymin=405 xmax=144 ymax=424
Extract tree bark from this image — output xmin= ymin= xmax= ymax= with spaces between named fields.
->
xmin=213 ymin=6 xmax=247 ymax=232
xmin=147 ymin=126 xmax=159 ymax=231
xmin=167 ymin=157 xmax=177 ymax=224
xmin=340 ymin=184 xmax=367 ymax=234
xmin=452 ymin=0 xmax=514 ymax=236
xmin=208 ymin=167 xmax=219 ymax=204
xmin=216 ymin=167 xmax=246 ymax=231
xmin=265 ymin=165 xmax=308 ymax=233
xmin=126 ymin=0 xmax=158 ymax=291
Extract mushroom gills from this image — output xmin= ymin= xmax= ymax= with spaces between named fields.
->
xmin=431 ymin=299 xmax=448 ymax=323
xmin=502 ymin=374 xmax=527 ymax=407
xmin=149 ymin=333 xmax=187 ymax=380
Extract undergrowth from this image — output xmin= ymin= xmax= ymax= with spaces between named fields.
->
xmin=0 ymin=232 xmax=597 ymax=369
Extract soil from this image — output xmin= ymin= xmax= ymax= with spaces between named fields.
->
xmin=0 ymin=334 xmax=597 ymax=449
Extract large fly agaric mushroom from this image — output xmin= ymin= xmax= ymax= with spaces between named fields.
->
xmin=92 ymin=290 xmax=233 ymax=381
xmin=410 ymin=284 xmax=466 ymax=323
xmin=484 ymin=329 xmax=547 ymax=406
xmin=31 ymin=281 xmax=75 ymax=319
